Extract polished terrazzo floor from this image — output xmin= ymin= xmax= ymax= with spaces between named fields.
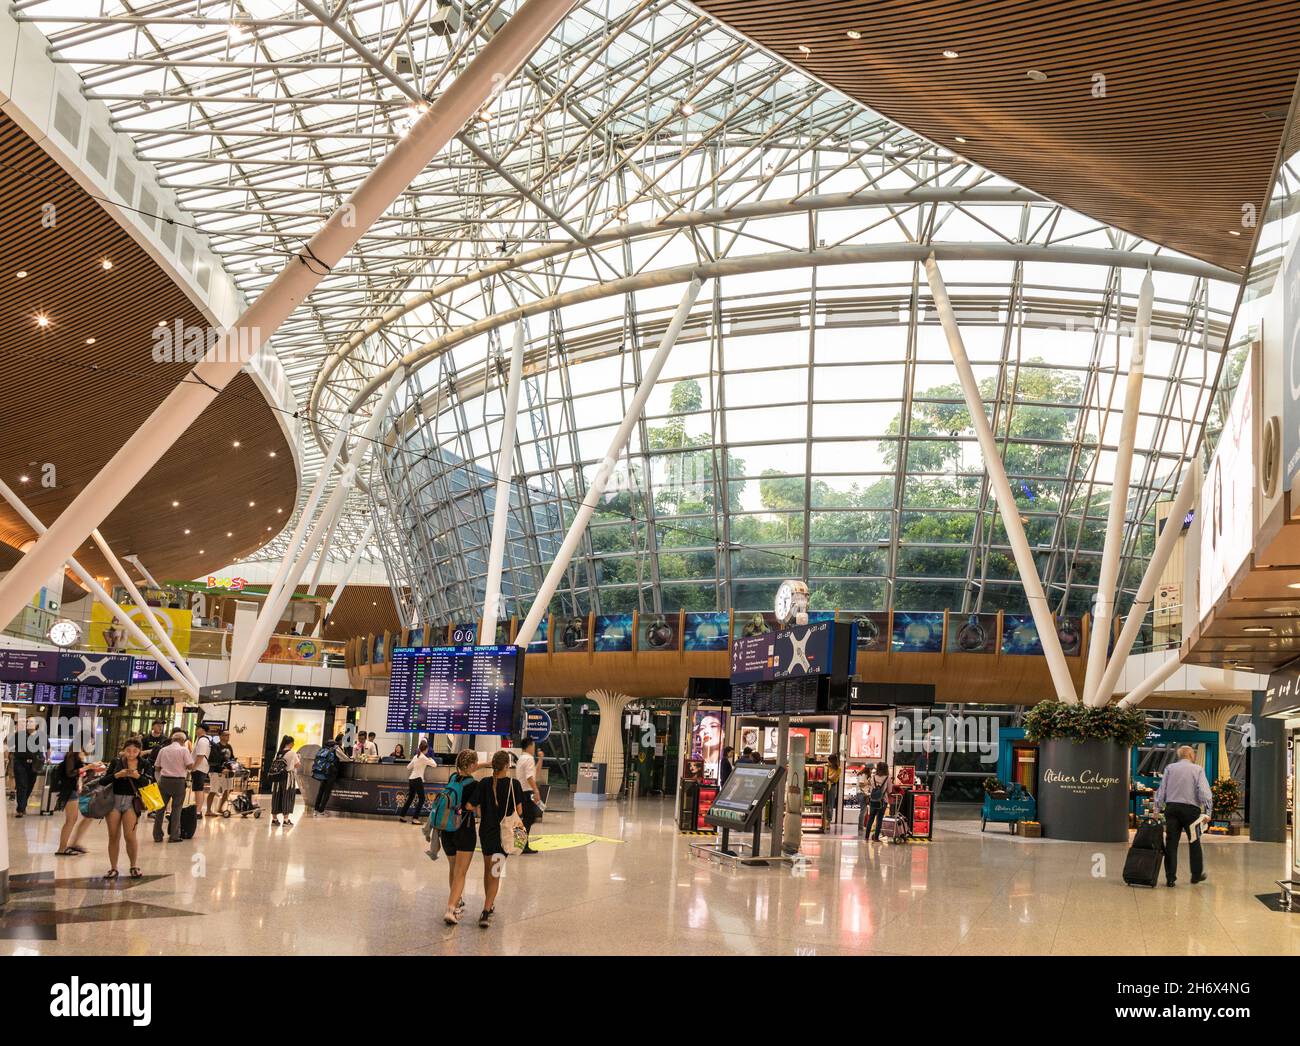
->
xmin=3 ymin=798 xmax=1297 ymax=955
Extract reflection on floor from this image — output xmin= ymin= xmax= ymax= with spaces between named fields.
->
xmin=3 ymin=798 xmax=1296 ymax=955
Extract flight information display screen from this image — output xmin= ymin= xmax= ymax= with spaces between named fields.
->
xmin=0 ymin=681 xmax=125 ymax=706
xmin=730 ymin=621 xmax=836 ymax=684
xmin=387 ymin=645 xmax=523 ymax=736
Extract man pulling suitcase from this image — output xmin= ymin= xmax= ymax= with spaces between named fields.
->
xmin=1153 ymin=746 xmax=1213 ymax=887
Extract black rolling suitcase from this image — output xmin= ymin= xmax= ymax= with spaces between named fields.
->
xmin=180 ymin=803 xmax=198 ymax=840
xmin=1123 ymin=820 xmax=1165 ymax=888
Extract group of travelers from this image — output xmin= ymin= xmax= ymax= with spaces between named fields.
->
xmin=9 ymin=718 xmax=239 ymax=880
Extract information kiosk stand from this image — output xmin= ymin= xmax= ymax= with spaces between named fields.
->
xmin=691 ymin=763 xmax=788 ymax=866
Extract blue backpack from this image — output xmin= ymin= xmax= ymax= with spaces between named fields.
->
xmin=427 ymin=775 xmax=470 ymax=834
xmin=311 ymin=746 xmax=339 ymax=782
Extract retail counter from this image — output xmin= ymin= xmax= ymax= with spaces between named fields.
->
xmin=300 ymin=756 xmax=548 ymax=817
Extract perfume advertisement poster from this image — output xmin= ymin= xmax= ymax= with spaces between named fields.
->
xmin=947 ymin=613 xmax=997 ymax=654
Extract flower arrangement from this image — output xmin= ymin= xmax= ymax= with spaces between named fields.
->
xmin=982 ymin=776 xmax=1003 ymax=795
xmin=1211 ymin=777 xmax=1241 ymax=821
xmin=1022 ymin=700 xmax=1149 ymax=748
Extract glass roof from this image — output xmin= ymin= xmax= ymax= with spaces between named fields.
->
xmin=27 ymin=0 xmax=1243 ymax=616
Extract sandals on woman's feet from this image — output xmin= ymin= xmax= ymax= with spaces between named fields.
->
xmin=103 ymin=869 xmax=119 ymax=880
xmin=129 ymin=867 xmax=142 ymax=878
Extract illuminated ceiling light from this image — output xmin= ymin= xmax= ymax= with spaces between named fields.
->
xmin=171 ymin=499 xmax=180 ymax=507
xmin=158 ymin=320 xmax=167 ymax=327
xmin=199 ymin=549 xmax=205 ymax=554
xmin=796 ymin=44 xmax=812 ymax=55
xmin=680 ymin=101 xmax=696 ymax=116
xmin=226 ymin=531 xmax=233 ymax=538
xmin=248 ymin=500 xmax=256 ymax=507
xmin=35 ymin=313 xmax=50 ymax=328
xmin=942 ymin=49 xmax=960 ymax=59
xmin=1026 ymin=69 xmax=1049 ymax=82
xmin=232 ymin=440 xmax=241 ymax=447
xmin=86 ymin=337 xmax=96 ymax=345
xmin=269 ymin=450 xmax=277 ymax=457
xmin=1243 ymin=626 xmax=1274 ymax=634
xmin=276 ymin=508 xmax=283 ymax=514
xmin=19 ymin=475 xmax=29 ymax=483
xmin=954 ymin=135 xmax=969 ymax=144
xmin=1228 ymin=229 xmax=1241 ymax=236
xmin=101 ymin=258 xmax=113 ymax=270
xmin=846 ymin=30 xmax=861 ymax=39
xmin=15 ymin=270 xmax=27 ymax=278
xmin=184 ymin=529 xmax=191 ymax=535
xmin=1266 ymin=606 xmax=1297 ymax=614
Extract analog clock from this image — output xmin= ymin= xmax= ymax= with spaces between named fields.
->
xmin=774 ymin=579 xmax=809 ymax=627
xmin=47 ymin=618 xmax=82 ymax=648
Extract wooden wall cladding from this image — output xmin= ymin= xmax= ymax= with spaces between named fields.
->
xmin=0 ymin=110 xmax=295 ymax=586
xmin=691 ymin=0 xmax=1300 ymax=271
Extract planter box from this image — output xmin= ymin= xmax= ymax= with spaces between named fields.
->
xmin=1037 ymin=738 xmax=1129 ymax=842
xmin=1020 ymin=821 xmax=1042 ymax=838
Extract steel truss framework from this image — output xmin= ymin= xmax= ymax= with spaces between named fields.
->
xmin=28 ymin=0 xmax=1242 ymax=623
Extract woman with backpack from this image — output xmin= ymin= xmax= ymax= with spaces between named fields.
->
xmin=54 ymin=746 xmax=103 ymax=856
xmin=438 ymin=750 xmax=480 ymax=926
xmin=473 ymin=750 xmax=528 ymax=928
xmin=862 ymin=761 xmax=890 ymax=841
xmin=269 ymin=735 xmax=300 ymax=827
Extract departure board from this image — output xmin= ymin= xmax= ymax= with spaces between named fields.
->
xmin=0 ymin=681 xmax=124 ymax=706
xmin=386 ymin=645 xmax=523 ymax=736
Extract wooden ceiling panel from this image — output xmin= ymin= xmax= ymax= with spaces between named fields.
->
xmin=0 ymin=110 xmax=296 ymax=588
xmin=692 ymin=0 xmax=1300 ymax=270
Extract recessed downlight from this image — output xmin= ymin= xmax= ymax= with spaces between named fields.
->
xmin=1229 ymin=229 xmax=1241 ymax=236
xmin=797 ymin=44 xmax=811 ymax=55
xmin=35 ymin=313 xmax=49 ymax=328
xmin=954 ymin=135 xmax=969 ymax=144
xmin=85 ymin=337 xmax=96 ymax=345
xmin=15 ymin=270 xmax=27 ymax=278
xmin=846 ymin=30 xmax=861 ymax=39
xmin=942 ymin=49 xmax=959 ymax=59
xmin=101 ymin=258 xmax=113 ymax=270
xmin=1027 ymin=69 xmax=1049 ymax=82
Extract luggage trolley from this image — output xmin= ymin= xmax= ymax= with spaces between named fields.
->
xmin=217 ymin=765 xmax=262 ymax=819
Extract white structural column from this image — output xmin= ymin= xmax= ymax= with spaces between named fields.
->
xmin=123 ymin=554 xmax=162 ymax=590
xmin=480 ymin=325 xmax=526 ymax=641
xmin=516 ymin=279 xmax=703 ymax=647
xmin=925 ymin=256 xmax=1079 ymax=703
xmin=1083 ymin=271 xmax=1154 ymax=705
xmin=231 ymin=369 xmax=403 ymax=679
xmin=1117 ymin=656 xmax=1183 ymax=709
xmin=1089 ymin=465 xmax=1196 ymax=705
xmin=90 ymin=529 xmax=201 ymax=691
xmin=313 ymin=519 xmax=375 ymax=637
xmin=0 ymin=480 xmax=198 ymax=699
xmin=587 ymin=688 xmax=632 ymax=798
xmin=0 ymin=0 xmax=578 ymax=634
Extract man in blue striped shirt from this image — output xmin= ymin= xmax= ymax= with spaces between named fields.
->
xmin=1154 ymin=747 xmax=1214 ymax=887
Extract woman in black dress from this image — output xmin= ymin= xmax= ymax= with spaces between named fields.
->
xmin=474 ymin=750 xmax=527 ymax=929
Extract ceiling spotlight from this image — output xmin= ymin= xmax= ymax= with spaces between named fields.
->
xmin=101 ymin=258 xmax=113 ymax=270
xmin=19 ymin=475 xmax=29 ymax=483
xmin=1243 ymin=626 xmax=1274 ymax=633
xmin=277 ymin=508 xmax=283 ymax=514
xmin=199 ymin=549 xmax=205 ymax=554
xmin=226 ymin=531 xmax=233 ymax=538
xmin=172 ymin=499 xmax=180 ymax=507
xmin=680 ymin=101 xmax=696 ymax=116
xmin=184 ymin=528 xmax=191 ymax=535
xmin=1228 ymin=229 xmax=1241 ymax=236
xmin=15 ymin=270 xmax=27 ymax=278
xmin=954 ymin=135 xmax=968 ymax=144
xmin=248 ymin=500 xmax=256 ymax=507
xmin=35 ymin=313 xmax=49 ymax=328
xmin=942 ymin=49 xmax=960 ymax=59
xmin=269 ymin=450 xmax=277 ymax=457
xmin=232 ymin=440 xmax=241 ymax=447
xmin=158 ymin=320 xmax=167 ymax=327
xmin=86 ymin=337 xmax=96 ymax=345
xmin=797 ymin=44 xmax=811 ymax=55
xmin=846 ymin=30 xmax=861 ymax=39
xmin=1027 ymin=69 xmax=1049 ymax=82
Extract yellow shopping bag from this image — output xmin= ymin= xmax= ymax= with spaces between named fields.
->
xmin=138 ymin=782 xmax=165 ymax=812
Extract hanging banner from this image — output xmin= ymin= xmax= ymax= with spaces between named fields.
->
xmin=88 ymin=602 xmax=192 ymax=656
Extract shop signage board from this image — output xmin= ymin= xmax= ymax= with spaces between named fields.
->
xmin=1036 ymin=738 xmax=1129 ymax=842
xmin=198 ymin=681 xmax=366 ymax=707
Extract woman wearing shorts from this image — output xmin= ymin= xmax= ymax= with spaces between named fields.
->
xmin=440 ymin=750 xmax=480 ymax=926
xmin=474 ymin=750 xmax=527 ymax=928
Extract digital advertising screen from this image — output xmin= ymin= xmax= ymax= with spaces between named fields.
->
xmin=1055 ymin=616 xmax=1083 ymax=657
xmin=0 ymin=650 xmax=59 ymax=682
xmin=947 ymin=613 xmax=997 ymax=654
xmin=683 ymin=612 xmax=728 ymax=651
xmin=891 ymin=611 xmax=943 ymax=652
xmin=1001 ymin=615 xmax=1043 ymax=655
xmin=849 ymin=718 xmax=886 ymax=760
xmin=555 ymin=615 xmax=590 ymax=653
xmin=852 ymin=612 xmax=889 ymax=653
xmin=526 ymin=617 xmax=548 ymax=654
xmin=691 ymin=708 xmax=727 ymax=785
xmin=733 ymin=611 xmax=778 ymax=640
xmin=594 ymin=614 xmax=633 ymax=652
xmin=640 ymin=613 xmax=681 ymax=651
xmin=387 ymin=645 xmax=523 ymax=736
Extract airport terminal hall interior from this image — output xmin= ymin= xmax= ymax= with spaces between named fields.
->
xmin=5 ymin=0 xmax=1300 ymax=995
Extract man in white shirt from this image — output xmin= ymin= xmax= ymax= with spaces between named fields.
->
xmin=191 ymin=724 xmax=214 ymax=820
xmin=515 ymin=738 xmax=542 ymax=855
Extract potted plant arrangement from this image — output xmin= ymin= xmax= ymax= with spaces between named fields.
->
xmin=1211 ymin=777 xmax=1242 ymax=836
xmin=983 ymin=775 xmax=1006 ymax=798
xmin=1022 ymin=701 xmax=1149 ymax=842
